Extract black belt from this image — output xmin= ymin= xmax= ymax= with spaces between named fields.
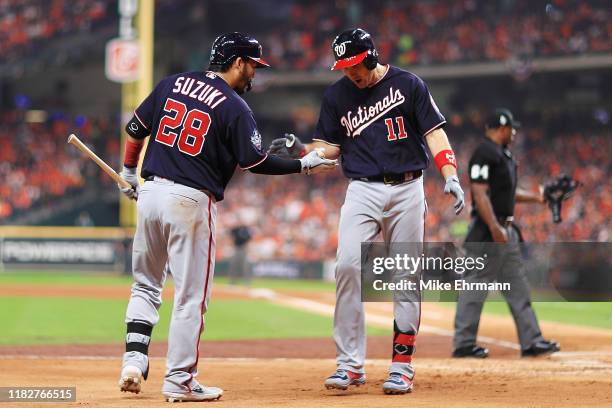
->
xmin=472 ymin=215 xmax=514 ymax=227
xmin=353 ymin=170 xmax=422 ymax=185
xmin=497 ymin=216 xmax=514 ymax=227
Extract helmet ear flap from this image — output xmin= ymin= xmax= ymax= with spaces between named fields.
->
xmin=363 ymin=49 xmax=378 ymax=70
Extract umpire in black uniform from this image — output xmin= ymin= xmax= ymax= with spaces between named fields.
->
xmin=452 ymin=109 xmax=560 ymax=358
xmin=228 ymin=225 xmax=252 ymax=285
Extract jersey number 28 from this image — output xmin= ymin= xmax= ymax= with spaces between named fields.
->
xmin=155 ymin=98 xmax=211 ymax=156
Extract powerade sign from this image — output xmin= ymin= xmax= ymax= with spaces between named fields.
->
xmin=252 ymin=261 xmax=301 ymax=279
xmin=1 ymin=239 xmax=117 ymax=264
xmin=251 ymin=261 xmax=324 ymax=279
xmin=215 ymin=260 xmax=323 ymax=280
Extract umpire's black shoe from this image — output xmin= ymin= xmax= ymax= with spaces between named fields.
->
xmin=452 ymin=345 xmax=489 ymax=358
xmin=521 ymin=340 xmax=560 ymax=357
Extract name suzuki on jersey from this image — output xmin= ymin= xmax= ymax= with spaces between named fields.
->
xmin=340 ymin=87 xmax=406 ymax=137
xmin=172 ymin=76 xmax=227 ymax=109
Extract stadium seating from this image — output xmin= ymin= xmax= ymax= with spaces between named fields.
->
xmin=1 ymin=0 xmax=610 ymax=70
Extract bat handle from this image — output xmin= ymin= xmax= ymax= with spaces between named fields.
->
xmin=67 ymin=133 xmax=132 ymax=189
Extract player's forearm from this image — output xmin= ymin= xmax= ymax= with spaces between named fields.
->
xmin=516 ymin=187 xmax=545 ymax=203
xmin=304 ymin=141 xmax=341 ymax=160
xmin=248 ymin=155 xmax=301 ymax=175
xmin=123 ymin=136 xmax=145 ymax=168
xmin=425 ymin=128 xmax=457 ymax=179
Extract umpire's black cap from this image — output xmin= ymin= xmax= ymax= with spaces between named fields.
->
xmin=486 ymin=108 xmax=521 ymax=129
xmin=209 ymin=32 xmax=270 ymax=68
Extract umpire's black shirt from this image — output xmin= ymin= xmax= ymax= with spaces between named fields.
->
xmin=468 ymin=137 xmax=518 ymax=219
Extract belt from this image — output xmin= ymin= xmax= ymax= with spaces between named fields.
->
xmin=145 ymin=175 xmax=215 ymax=200
xmin=353 ymin=170 xmax=423 ymax=185
xmin=497 ymin=216 xmax=514 ymax=227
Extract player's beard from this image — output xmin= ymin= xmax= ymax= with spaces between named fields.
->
xmin=235 ymin=64 xmax=252 ymax=95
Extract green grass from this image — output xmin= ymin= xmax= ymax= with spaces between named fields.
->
xmin=483 ymin=301 xmax=612 ymax=330
xmin=0 ymin=297 xmax=129 ymax=344
xmin=0 ymin=271 xmax=133 ymax=286
xmin=0 ymin=297 xmax=386 ymax=345
xmin=439 ymin=301 xmax=612 ymax=330
xmin=0 ymin=271 xmax=335 ymax=291
xmin=1 ymin=271 xmax=609 ymax=344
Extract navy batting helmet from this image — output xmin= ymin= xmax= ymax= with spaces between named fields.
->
xmin=209 ymin=32 xmax=270 ymax=69
xmin=331 ymin=28 xmax=378 ymax=71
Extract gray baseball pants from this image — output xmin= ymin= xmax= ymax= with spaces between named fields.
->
xmin=123 ymin=177 xmax=217 ymax=394
xmin=334 ymin=177 xmax=425 ymax=379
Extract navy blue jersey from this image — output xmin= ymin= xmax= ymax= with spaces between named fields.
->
xmin=313 ymin=65 xmax=445 ymax=178
xmin=126 ymin=71 xmax=267 ymax=201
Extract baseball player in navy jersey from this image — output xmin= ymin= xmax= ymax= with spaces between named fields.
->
xmin=116 ymin=32 xmax=336 ymax=402
xmin=268 ymin=28 xmax=464 ymax=395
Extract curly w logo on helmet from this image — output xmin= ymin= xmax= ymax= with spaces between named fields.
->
xmin=334 ymin=41 xmax=350 ymax=57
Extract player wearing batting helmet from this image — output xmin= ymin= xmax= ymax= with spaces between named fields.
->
xmin=268 ymin=28 xmax=465 ymax=395
xmin=116 ymin=32 xmax=336 ymax=402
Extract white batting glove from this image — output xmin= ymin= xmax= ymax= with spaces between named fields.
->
xmin=299 ymin=149 xmax=338 ymax=175
xmin=444 ymin=175 xmax=465 ymax=215
xmin=118 ymin=166 xmax=139 ymax=201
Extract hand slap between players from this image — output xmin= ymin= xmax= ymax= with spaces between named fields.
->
xmin=444 ymin=175 xmax=465 ymax=215
xmin=267 ymin=133 xmax=306 ymax=158
xmin=300 ymin=149 xmax=338 ymax=175
xmin=118 ymin=166 xmax=140 ymax=201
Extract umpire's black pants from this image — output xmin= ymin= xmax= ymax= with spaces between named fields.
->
xmin=453 ymin=219 xmax=545 ymax=351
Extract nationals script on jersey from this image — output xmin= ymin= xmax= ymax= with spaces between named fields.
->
xmin=313 ymin=65 xmax=446 ymax=178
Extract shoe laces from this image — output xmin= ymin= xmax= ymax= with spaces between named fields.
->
xmin=190 ymin=380 xmax=205 ymax=393
xmin=329 ymin=369 xmax=349 ymax=379
xmin=389 ymin=373 xmax=404 ymax=381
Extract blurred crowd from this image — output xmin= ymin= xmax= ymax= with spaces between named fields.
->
xmin=2 ymin=0 xmax=611 ymax=70
xmin=0 ymin=0 xmax=109 ymax=64
xmin=216 ymin=122 xmax=611 ymax=261
xmin=0 ymin=109 xmax=609 ymax=258
xmin=230 ymin=0 xmax=612 ymax=70
xmin=1 ymin=0 xmax=610 ymax=259
xmin=0 ymin=110 xmax=118 ymax=220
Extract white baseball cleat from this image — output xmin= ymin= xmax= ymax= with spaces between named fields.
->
xmin=382 ymin=372 xmax=414 ymax=394
xmin=324 ymin=369 xmax=366 ymax=390
xmin=164 ymin=383 xmax=223 ymax=402
xmin=119 ymin=365 xmax=143 ymax=394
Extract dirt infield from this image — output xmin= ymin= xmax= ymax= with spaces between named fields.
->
xmin=1 ymin=357 xmax=611 ymax=408
xmin=1 ymin=283 xmax=612 ymax=407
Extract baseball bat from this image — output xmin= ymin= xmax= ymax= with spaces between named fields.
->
xmin=67 ymin=133 xmax=131 ymax=189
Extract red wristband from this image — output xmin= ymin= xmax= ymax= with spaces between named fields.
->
xmin=124 ymin=139 xmax=144 ymax=168
xmin=434 ymin=149 xmax=457 ymax=172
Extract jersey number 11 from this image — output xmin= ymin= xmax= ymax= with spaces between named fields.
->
xmin=385 ymin=116 xmax=408 ymax=141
